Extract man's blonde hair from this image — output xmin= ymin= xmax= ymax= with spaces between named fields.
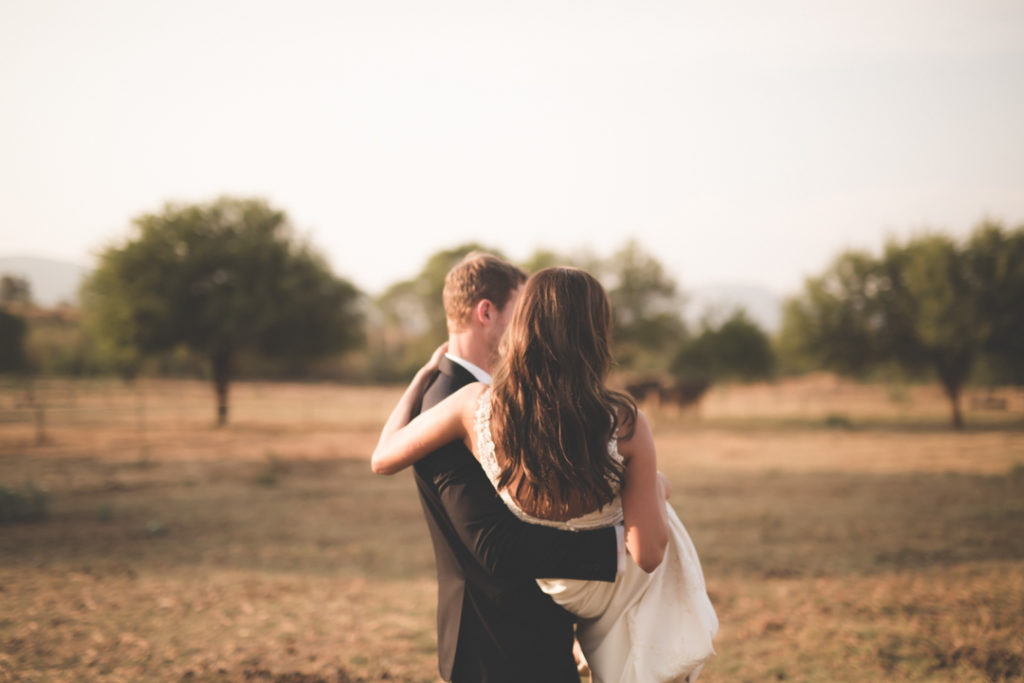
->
xmin=443 ymin=252 xmax=527 ymax=331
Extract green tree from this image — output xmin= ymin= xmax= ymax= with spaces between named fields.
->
xmin=1 ymin=276 xmax=32 ymax=307
xmin=671 ymin=309 xmax=775 ymax=382
xmin=519 ymin=248 xmax=568 ymax=275
xmin=965 ymin=222 xmax=1024 ymax=384
xmin=372 ymin=243 xmax=503 ymax=378
xmin=518 ymin=246 xmax=601 ymax=275
xmin=779 ymin=250 xmax=883 ymax=377
xmin=25 ymin=311 xmax=92 ymax=376
xmin=0 ymin=309 xmax=28 ymax=373
xmin=81 ymin=258 xmax=144 ymax=380
xmin=603 ymin=239 xmax=687 ymax=370
xmin=780 ymin=223 xmax=1024 ymax=428
xmin=882 ymin=235 xmax=978 ymax=428
xmin=82 ymin=197 xmax=364 ymax=425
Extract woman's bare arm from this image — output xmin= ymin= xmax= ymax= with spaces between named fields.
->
xmin=370 ymin=345 xmax=484 ymax=475
xmin=617 ymin=410 xmax=670 ymax=573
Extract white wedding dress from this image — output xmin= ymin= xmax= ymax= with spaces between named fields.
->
xmin=475 ymin=391 xmax=719 ymax=683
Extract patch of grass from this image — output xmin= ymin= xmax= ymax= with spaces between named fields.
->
xmin=930 ymin=645 xmax=1024 ymax=681
xmin=0 ymin=481 xmax=50 ymax=523
xmin=135 ymin=444 xmax=154 ymax=469
xmin=97 ymin=502 xmax=114 ymax=522
xmin=256 ymin=451 xmax=288 ymax=487
xmin=887 ymin=383 xmax=912 ymax=405
xmin=823 ymin=413 xmax=855 ymax=429
xmin=145 ymin=519 xmax=168 ymax=536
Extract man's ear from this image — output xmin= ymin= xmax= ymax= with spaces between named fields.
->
xmin=474 ymin=299 xmax=493 ymax=325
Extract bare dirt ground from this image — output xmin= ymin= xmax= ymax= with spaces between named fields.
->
xmin=1 ymin=377 xmax=1022 ymax=682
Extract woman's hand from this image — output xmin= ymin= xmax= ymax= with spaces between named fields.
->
xmin=423 ymin=342 xmax=449 ymax=374
xmin=372 ymin=341 xmax=464 ymax=476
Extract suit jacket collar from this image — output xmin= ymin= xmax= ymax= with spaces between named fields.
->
xmin=444 ymin=352 xmax=492 ymax=384
xmin=438 ymin=355 xmax=479 ymax=387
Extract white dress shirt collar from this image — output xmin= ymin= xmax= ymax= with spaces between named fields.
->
xmin=444 ymin=352 xmax=492 ymax=385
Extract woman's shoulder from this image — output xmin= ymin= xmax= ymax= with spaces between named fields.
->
xmin=613 ymin=402 xmax=646 ymax=436
xmin=614 ymin=407 xmax=654 ymax=461
xmin=452 ymin=381 xmax=488 ymax=399
xmin=451 ymin=381 xmax=489 ymax=423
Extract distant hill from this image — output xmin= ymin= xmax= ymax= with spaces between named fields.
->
xmin=0 ymin=256 xmax=88 ymax=307
xmin=685 ymin=283 xmax=783 ymax=334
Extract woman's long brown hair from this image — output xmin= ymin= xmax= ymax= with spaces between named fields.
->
xmin=490 ymin=267 xmax=638 ymax=520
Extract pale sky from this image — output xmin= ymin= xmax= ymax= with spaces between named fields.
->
xmin=2 ymin=0 xmax=1022 ymax=296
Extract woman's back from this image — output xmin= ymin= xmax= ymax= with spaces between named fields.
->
xmin=473 ymin=388 xmax=624 ymax=529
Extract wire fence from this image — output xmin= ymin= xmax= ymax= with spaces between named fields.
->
xmin=1 ymin=376 xmax=1021 ymax=447
xmin=0 ymin=377 xmax=403 ymax=447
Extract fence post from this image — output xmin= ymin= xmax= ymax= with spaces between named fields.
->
xmin=35 ymin=402 xmax=45 ymax=445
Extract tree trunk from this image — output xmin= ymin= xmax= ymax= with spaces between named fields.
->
xmin=938 ymin=373 xmax=965 ymax=430
xmin=135 ymin=382 xmax=146 ymax=436
xmin=936 ymin=352 xmax=971 ymax=431
xmin=24 ymin=377 xmax=46 ymax=444
xmin=949 ymin=391 xmax=963 ymax=430
xmin=211 ymin=350 xmax=231 ymax=427
xmin=135 ymin=381 xmax=148 ymax=462
xmin=35 ymin=403 xmax=46 ymax=445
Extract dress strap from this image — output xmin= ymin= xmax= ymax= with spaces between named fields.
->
xmin=474 ymin=389 xmax=502 ymax=484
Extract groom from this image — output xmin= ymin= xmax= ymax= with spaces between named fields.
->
xmin=412 ymin=252 xmax=620 ymax=683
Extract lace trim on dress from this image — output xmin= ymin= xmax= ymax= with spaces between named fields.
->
xmin=475 ymin=389 xmax=624 ymax=531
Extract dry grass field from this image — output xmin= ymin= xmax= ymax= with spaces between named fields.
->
xmin=1 ymin=377 xmax=1022 ymax=682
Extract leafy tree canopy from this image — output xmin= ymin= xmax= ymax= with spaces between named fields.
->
xmin=603 ymin=239 xmax=687 ymax=369
xmin=82 ymin=196 xmax=364 ymax=424
xmin=1 ymin=275 xmax=32 ymax=307
xmin=519 ymin=246 xmax=603 ymax=276
xmin=0 ymin=309 xmax=28 ymax=373
xmin=372 ymin=243 xmax=505 ymax=378
xmin=965 ymin=221 xmax=1024 ymax=384
xmin=780 ymin=220 xmax=1024 ymax=428
xmin=671 ymin=309 xmax=775 ymax=383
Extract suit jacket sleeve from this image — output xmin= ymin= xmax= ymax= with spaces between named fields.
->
xmin=420 ymin=372 xmax=618 ymax=583
xmin=437 ymin=468 xmax=618 ymax=581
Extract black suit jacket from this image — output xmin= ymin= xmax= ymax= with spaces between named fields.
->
xmin=413 ymin=356 xmax=618 ymax=683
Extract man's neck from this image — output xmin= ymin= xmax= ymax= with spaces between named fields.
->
xmin=447 ymin=331 xmax=492 ymax=375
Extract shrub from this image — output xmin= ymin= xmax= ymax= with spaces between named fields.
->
xmin=257 ymin=451 xmax=288 ymax=487
xmin=0 ymin=481 xmax=51 ymax=523
xmin=823 ymin=413 xmax=855 ymax=430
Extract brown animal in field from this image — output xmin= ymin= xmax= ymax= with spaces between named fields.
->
xmin=625 ymin=377 xmax=711 ymax=414
xmin=625 ymin=379 xmax=663 ymax=404
xmin=659 ymin=378 xmax=711 ymax=409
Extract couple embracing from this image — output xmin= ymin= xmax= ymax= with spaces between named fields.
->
xmin=372 ymin=253 xmax=717 ymax=683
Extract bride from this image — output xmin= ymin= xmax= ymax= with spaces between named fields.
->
xmin=372 ymin=267 xmax=718 ymax=682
